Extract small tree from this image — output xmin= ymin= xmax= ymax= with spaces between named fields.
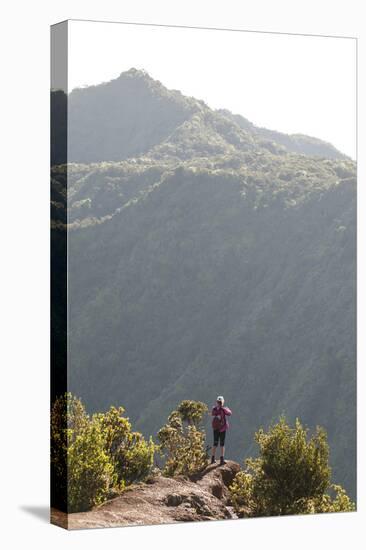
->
xmin=67 ymin=418 xmax=116 ymax=512
xmin=177 ymin=400 xmax=208 ymax=427
xmin=93 ymin=406 xmax=155 ymax=486
xmin=157 ymin=400 xmax=208 ymax=476
xmin=229 ymin=417 xmax=355 ymax=517
xmin=51 ymin=393 xmax=89 ymax=511
xmin=51 ymin=394 xmax=156 ymax=512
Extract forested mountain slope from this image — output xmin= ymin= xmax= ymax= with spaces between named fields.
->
xmin=51 ymin=68 xmax=349 ymax=165
xmin=51 ymin=69 xmax=356 ymax=498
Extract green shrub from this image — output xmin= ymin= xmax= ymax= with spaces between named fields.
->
xmin=229 ymin=417 xmax=355 ymax=517
xmin=94 ymin=406 xmax=155 ymax=485
xmin=51 ymin=393 xmax=89 ymax=511
xmin=51 ymin=394 xmax=155 ymax=512
xmin=67 ymin=418 xmax=116 ymax=512
xmin=157 ymin=400 xmax=208 ymax=476
xmin=176 ymin=400 xmax=208 ymax=426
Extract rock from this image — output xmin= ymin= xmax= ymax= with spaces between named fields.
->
xmin=51 ymin=460 xmax=242 ymax=529
xmin=191 ymin=460 xmax=241 ymax=504
xmin=165 ymin=493 xmax=184 ymax=506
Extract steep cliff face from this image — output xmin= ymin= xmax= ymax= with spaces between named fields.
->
xmin=51 ymin=69 xmax=356 ymax=498
xmin=51 ymin=461 xmax=241 ymax=529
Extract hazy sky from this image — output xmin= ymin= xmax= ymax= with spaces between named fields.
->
xmin=68 ymin=20 xmax=356 ymax=159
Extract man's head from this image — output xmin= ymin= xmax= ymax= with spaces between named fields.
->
xmin=217 ymin=395 xmax=224 ymax=406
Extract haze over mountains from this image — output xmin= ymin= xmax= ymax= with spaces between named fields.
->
xmin=51 ymin=68 xmax=356 ymax=498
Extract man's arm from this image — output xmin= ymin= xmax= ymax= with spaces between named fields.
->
xmin=223 ymin=407 xmax=232 ymax=416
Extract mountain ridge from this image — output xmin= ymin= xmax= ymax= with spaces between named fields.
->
xmin=51 ymin=68 xmax=349 ymax=165
xmin=51 ymin=68 xmax=356 ymax=499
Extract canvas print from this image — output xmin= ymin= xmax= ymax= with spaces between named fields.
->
xmin=50 ymin=20 xmax=357 ymax=529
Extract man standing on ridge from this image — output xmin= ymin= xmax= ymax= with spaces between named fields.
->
xmin=211 ymin=395 xmax=232 ymax=465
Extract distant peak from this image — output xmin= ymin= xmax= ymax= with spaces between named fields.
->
xmin=120 ymin=67 xmax=153 ymax=80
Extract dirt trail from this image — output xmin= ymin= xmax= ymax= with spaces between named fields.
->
xmin=51 ymin=460 xmax=241 ymax=529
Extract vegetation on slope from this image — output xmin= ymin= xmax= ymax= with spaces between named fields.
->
xmin=157 ymin=400 xmax=209 ymax=476
xmin=51 ymin=393 xmax=155 ymax=512
xmin=51 ymin=395 xmax=354 ymax=517
xmin=229 ymin=417 xmax=355 ymax=516
xmin=51 ymin=69 xmax=356 ymax=499
xmin=52 ymin=68 xmax=349 ymax=166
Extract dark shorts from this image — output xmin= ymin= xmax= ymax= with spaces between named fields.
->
xmin=213 ymin=429 xmax=226 ymax=447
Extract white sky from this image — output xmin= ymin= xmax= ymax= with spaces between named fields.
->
xmin=68 ymin=20 xmax=356 ymax=159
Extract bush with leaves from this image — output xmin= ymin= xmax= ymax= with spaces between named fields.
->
xmin=93 ymin=405 xmax=155 ymax=486
xmin=51 ymin=392 xmax=89 ymax=511
xmin=176 ymin=400 xmax=208 ymax=426
xmin=157 ymin=400 xmax=208 ymax=476
xmin=67 ymin=418 xmax=116 ymax=512
xmin=51 ymin=393 xmax=155 ymax=512
xmin=229 ymin=417 xmax=355 ymax=517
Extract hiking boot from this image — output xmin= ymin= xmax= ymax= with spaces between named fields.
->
xmin=220 ymin=457 xmax=226 ymax=466
xmin=211 ymin=456 xmax=216 ymax=464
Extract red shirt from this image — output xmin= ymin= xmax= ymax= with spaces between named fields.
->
xmin=212 ymin=405 xmax=232 ymax=432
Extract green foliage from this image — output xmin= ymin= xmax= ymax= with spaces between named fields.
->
xmin=93 ymin=406 xmax=155 ymax=485
xmin=157 ymin=401 xmax=208 ymax=476
xmin=67 ymin=418 xmax=116 ymax=512
xmin=52 ymin=69 xmax=356 ymax=501
xmin=51 ymin=393 xmax=155 ymax=512
xmin=176 ymin=400 xmax=208 ymax=426
xmin=52 ymin=69 xmax=348 ymax=168
xmin=51 ymin=392 xmax=89 ymax=509
xmin=61 ymin=151 xmax=356 ymax=498
xmin=229 ymin=417 xmax=355 ymax=517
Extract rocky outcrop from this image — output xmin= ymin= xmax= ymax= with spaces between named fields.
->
xmin=51 ymin=460 xmax=241 ymax=530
